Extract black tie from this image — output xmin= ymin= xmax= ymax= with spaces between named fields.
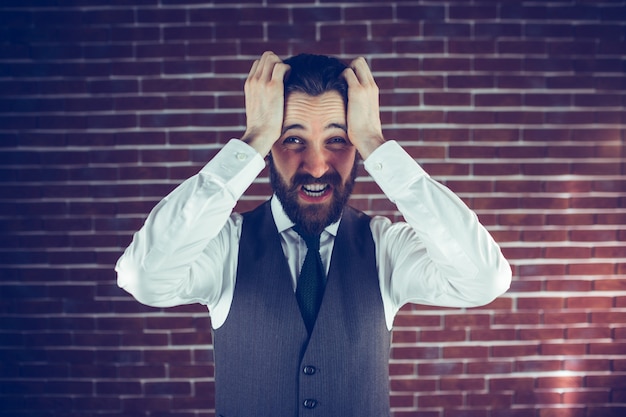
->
xmin=294 ymin=227 xmax=326 ymax=335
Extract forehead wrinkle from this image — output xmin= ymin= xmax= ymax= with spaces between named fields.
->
xmin=282 ymin=92 xmax=346 ymax=136
xmin=282 ymin=122 xmax=346 ymax=135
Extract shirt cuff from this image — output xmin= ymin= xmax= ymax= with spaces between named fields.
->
xmin=364 ymin=140 xmax=429 ymax=201
xmin=199 ymin=139 xmax=266 ymax=200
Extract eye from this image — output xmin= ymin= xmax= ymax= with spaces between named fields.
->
xmin=326 ymin=136 xmax=351 ymax=149
xmin=283 ymin=136 xmax=303 ymax=144
xmin=328 ymin=137 xmax=346 ymax=144
xmin=281 ymin=136 xmax=306 ymax=151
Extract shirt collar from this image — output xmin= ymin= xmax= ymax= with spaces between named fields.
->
xmin=270 ymin=194 xmax=340 ymax=237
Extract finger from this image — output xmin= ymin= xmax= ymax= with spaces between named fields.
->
xmin=350 ymin=57 xmax=375 ymax=85
xmin=247 ymin=59 xmax=260 ymax=79
xmin=248 ymin=51 xmax=276 ymax=81
xmin=272 ymin=62 xmax=290 ymax=82
xmin=341 ymin=67 xmax=359 ymax=87
xmin=259 ymin=52 xmax=282 ymax=81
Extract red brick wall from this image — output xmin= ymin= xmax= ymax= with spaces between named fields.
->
xmin=1 ymin=1 xmax=625 ymax=416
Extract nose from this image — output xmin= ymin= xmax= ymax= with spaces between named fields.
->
xmin=301 ymin=146 xmax=329 ymax=179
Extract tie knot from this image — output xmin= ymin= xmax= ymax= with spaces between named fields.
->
xmin=293 ymin=226 xmax=320 ymax=251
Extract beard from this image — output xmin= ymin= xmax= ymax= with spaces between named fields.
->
xmin=268 ymin=155 xmax=358 ymax=236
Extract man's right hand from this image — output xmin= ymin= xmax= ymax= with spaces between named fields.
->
xmin=241 ymin=51 xmax=291 ymax=157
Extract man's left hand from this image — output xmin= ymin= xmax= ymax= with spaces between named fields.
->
xmin=342 ymin=57 xmax=386 ymax=159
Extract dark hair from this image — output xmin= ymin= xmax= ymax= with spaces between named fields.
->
xmin=282 ymin=54 xmax=348 ymax=103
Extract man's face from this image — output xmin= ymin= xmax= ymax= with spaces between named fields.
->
xmin=269 ymin=91 xmax=358 ymax=236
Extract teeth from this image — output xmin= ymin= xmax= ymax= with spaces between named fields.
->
xmin=302 ymin=183 xmax=328 ymax=196
xmin=304 ymin=183 xmax=327 ymax=192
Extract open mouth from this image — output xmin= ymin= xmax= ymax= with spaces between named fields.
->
xmin=302 ymin=183 xmax=329 ymax=196
xmin=299 ymin=183 xmax=332 ymax=201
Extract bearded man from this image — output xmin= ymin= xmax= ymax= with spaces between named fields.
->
xmin=116 ymin=51 xmax=511 ymax=417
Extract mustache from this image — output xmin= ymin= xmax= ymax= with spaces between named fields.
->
xmin=289 ymin=171 xmax=342 ymax=191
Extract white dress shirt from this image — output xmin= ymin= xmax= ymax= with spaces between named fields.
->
xmin=116 ymin=139 xmax=511 ymax=330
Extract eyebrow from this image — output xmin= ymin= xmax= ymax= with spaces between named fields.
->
xmin=281 ymin=123 xmax=347 ymax=135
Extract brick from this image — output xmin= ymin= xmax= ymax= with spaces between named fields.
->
xmin=144 ymin=349 xmax=192 ymax=364
xmin=545 ymin=180 xmax=593 ymax=193
xmin=389 ymin=393 xmax=414 ymax=408
xmin=544 ymin=312 xmax=588 ymax=324
xmin=396 ymin=110 xmax=445 ymax=124
xmin=545 ymin=246 xmax=592 ymax=259
xmin=450 ymin=145 xmax=496 ymax=159
xmin=572 ymin=162 xmax=622 ymax=176
xmin=448 ymin=75 xmax=494 ymax=89
xmin=597 ymin=212 xmax=626 ymax=225
xmin=568 ymin=263 xmax=616 ymax=276
xmin=495 ymin=111 xmax=545 ymax=125
xmin=517 ymin=297 xmax=565 ymax=310
xmin=423 ymin=57 xmax=471 ymax=72
xmin=445 ymin=314 xmax=491 ymax=328
xmin=170 ymin=364 xmax=214 ymax=379
xmin=498 ymin=39 xmax=545 ymax=54
xmin=137 ymin=8 xmax=187 ymax=23
xmin=586 ymin=375 xmax=626 ymax=389
xmin=443 ymin=345 xmax=488 ymax=359
xmin=96 ymin=381 xmax=142 ymax=395
xmin=514 ymin=359 xmax=561 ymax=373
xmin=391 ymin=346 xmax=440 ymax=360
xmin=418 ymin=393 xmax=463 ymax=408
xmin=586 ymin=407 xmax=626 ymax=417
xmin=293 ymin=6 xmax=340 ymax=22
xmin=538 ymin=407 xmax=586 ymax=417
xmin=476 ymin=93 xmax=523 ymax=107
xmin=417 ymin=361 xmax=463 ymax=376
xmin=450 ymin=40 xmax=496 ymax=55
xmin=441 ymin=376 xmax=485 ymax=391
xmin=446 ymin=179 xmax=493 ymax=193
xmin=499 ymin=213 xmax=546 ymax=227
xmin=420 ymin=329 xmax=465 ymax=342
xmin=395 ymin=5 xmax=445 ymax=20
xmin=492 ymin=409 xmax=538 ymax=417
xmin=519 ymin=327 xmax=565 ymax=341
xmin=548 ymin=75 xmax=595 ymax=90
xmin=344 ymin=40 xmax=394 ymax=56
xmin=476 ymin=22 xmax=523 ymax=38
xmin=521 ymin=229 xmax=568 ymax=242
xmin=547 ymin=213 xmax=594 ymax=226
xmin=392 ymin=330 xmax=418 ymax=343
xmin=545 ymin=280 xmax=592 ymax=292
xmin=564 ymin=359 xmax=611 ymax=372
xmin=489 ymin=377 xmax=534 ymax=391
xmin=267 ymin=23 xmax=315 ymax=40
xmin=524 ymin=197 xmax=570 ymax=210
xmin=467 ymin=361 xmax=512 ymax=375
xmin=591 ymin=312 xmax=626 ymax=324
xmin=467 ymin=393 xmax=512 ymax=407
xmin=122 ymin=397 xmax=171 ymax=412
xmin=590 ymin=342 xmax=626 ymax=355
xmin=371 ymin=22 xmax=420 ymax=39
xmin=144 ymin=381 xmax=191 ymax=395
xmin=320 ymin=24 xmax=368 ymax=39
xmin=470 ymin=329 xmax=516 ymax=341
xmin=390 ymin=377 xmax=437 ymax=392
xmin=525 ymin=93 xmax=571 ymax=107
xmin=567 ymin=327 xmax=611 ymax=340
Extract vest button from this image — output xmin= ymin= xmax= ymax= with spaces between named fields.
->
xmin=303 ymin=365 xmax=316 ymax=375
xmin=303 ymin=399 xmax=317 ymax=409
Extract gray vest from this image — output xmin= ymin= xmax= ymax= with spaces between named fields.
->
xmin=213 ymin=201 xmax=392 ymax=417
